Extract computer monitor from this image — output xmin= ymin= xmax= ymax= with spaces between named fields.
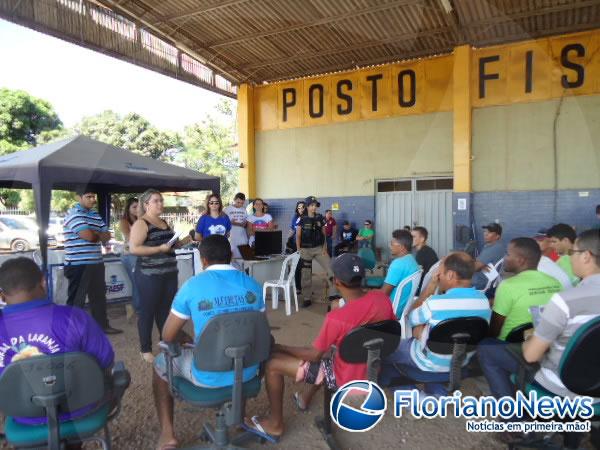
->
xmin=255 ymin=230 xmax=282 ymax=256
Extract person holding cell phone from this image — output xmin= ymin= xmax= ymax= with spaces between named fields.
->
xmin=129 ymin=188 xmax=191 ymax=363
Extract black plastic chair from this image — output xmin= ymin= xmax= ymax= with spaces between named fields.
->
xmin=315 ymin=320 xmax=402 ymax=450
xmin=507 ymin=316 xmax=600 ymax=450
xmin=160 ymin=310 xmax=271 ymax=449
xmin=389 ymin=317 xmax=489 ymax=392
xmin=0 ymin=352 xmax=130 ymax=450
xmin=505 ymin=322 xmax=534 ymax=343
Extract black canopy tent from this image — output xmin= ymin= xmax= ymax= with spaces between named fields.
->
xmin=0 ymin=135 xmax=220 ymax=268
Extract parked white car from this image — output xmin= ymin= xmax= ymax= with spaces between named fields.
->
xmin=0 ymin=215 xmax=57 ymax=251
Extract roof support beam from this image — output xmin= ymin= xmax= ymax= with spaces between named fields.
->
xmin=152 ymin=0 xmax=250 ymax=25
xmin=241 ymin=25 xmax=454 ymax=71
xmin=205 ymin=0 xmax=423 ymax=49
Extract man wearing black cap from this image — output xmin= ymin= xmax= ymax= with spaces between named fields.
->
xmin=296 ymin=196 xmax=336 ymax=306
xmin=243 ymin=253 xmax=395 ymax=441
xmin=472 ymin=222 xmax=505 ymax=290
xmin=63 ymin=186 xmax=122 ymax=334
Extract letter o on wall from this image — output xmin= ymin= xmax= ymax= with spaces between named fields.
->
xmin=308 ymin=84 xmax=324 ymax=118
xmin=398 ymin=70 xmax=416 ymax=107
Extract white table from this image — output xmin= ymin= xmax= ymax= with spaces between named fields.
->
xmin=236 ymin=255 xmax=286 ymax=285
xmin=0 ymin=248 xmax=201 ymax=305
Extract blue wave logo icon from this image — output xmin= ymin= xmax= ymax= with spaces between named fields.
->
xmin=330 ymin=380 xmax=387 ymax=432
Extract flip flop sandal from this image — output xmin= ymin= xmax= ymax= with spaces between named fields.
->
xmin=241 ymin=416 xmax=281 ymax=443
xmin=293 ymin=392 xmax=308 ymax=412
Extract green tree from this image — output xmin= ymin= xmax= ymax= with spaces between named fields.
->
xmin=0 ymin=88 xmax=62 ymax=147
xmin=179 ymin=114 xmax=238 ymax=202
xmin=0 ymin=88 xmax=64 ymax=208
xmin=75 ymin=111 xmax=180 ymax=160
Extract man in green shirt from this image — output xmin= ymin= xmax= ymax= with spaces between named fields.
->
xmin=489 ymin=237 xmax=562 ymax=341
xmin=356 ymin=219 xmax=374 ymax=248
xmin=547 ymin=223 xmax=580 ymax=286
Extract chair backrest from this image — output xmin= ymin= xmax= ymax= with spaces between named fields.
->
xmin=391 ymin=270 xmax=423 ymax=318
xmin=426 ymin=317 xmax=489 ymax=355
xmin=559 ymin=316 xmax=600 ymax=398
xmin=0 ymin=352 xmax=105 ymax=418
xmin=479 ymin=257 xmax=504 ymax=293
xmin=277 ymin=252 xmax=301 ymax=284
xmin=505 ymin=322 xmax=534 ymax=343
xmin=357 ymin=247 xmax=377 ymax=271
xmin=421 ymin=260 xmax=442 ymax=292
xmin=338 ymin=320 xmax=402 ymax=364
xmin=193 ymin=310 xmax=271 ymax=372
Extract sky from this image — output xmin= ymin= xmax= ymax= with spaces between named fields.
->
xmin=0 ymin=18 xmax=230 ymax=132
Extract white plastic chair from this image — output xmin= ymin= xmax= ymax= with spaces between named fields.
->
xmin=263 ymin=252 xmax=301 ymax=316
xmin=479 ymin=257 xmax=504 ymax=294
xmin=420 ymin=260 xmax=441 ymax=293
xmin=390 ymin=270 xmax=423 ymax=339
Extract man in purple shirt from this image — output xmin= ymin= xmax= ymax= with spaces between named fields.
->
xmin=0 ymin=257 xmax=114 ymax=424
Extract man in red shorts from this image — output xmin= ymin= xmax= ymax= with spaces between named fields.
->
xmin=243 ymin=253 xmax=395 ymax=442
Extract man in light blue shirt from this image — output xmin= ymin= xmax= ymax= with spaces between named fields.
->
xmin=152 ymin=235 xmax=265 ymax=450
xmin=381 ymin=252 xmax=491 ymax=396
xmin=381 ymin=229 xmax=420 ymax=317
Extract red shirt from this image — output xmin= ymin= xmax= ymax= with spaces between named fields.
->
xmin=548 ymin=250 xmax=560 ymax=262
xmin=312 ymin=290 xmax=396 ymax=387
xmin=324 ymin=217 xmax=337 ymax=237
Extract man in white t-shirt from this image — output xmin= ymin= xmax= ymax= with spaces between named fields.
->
xmin=224 ymin=192 xmax=248 ymax=259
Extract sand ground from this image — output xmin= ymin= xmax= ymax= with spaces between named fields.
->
xmin=0 ymin=273 xmax=593 ymax=449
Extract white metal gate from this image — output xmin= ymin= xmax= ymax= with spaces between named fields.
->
xmin=375 ymin=178 xmax=453 ymax=261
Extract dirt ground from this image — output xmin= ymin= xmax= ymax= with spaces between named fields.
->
xmin=0 ymin=274 xmax=593 ymax=449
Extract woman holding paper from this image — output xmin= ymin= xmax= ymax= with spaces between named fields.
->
xmin=129 ymin=188 xmax=189 ymax=363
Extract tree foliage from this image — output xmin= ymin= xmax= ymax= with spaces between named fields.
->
xmin=76 ymin=111 xmax=180 ymax=160
xmin=0 ymin=88 xmax=62 ymax=148
xmin=0 ymin=88 xmax=64 ymax=207
xmin=179 ymin=114 xmax=238 ymax=203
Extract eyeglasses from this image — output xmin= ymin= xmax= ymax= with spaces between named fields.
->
xmin=209 ymin=201 xmax=220 ymax=205
xmin=364 ymin=223 xmax=371 ymax=226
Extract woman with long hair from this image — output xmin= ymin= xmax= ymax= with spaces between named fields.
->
xmin=119 ymin=197 xmax=140 ymax=321
xmin=247 ymin=198 xmax=274 ymax=246
xmin=194 ymin=193 xmax=232 ymax=242
xmin=129 ymin=189 xmax=188 ymax=363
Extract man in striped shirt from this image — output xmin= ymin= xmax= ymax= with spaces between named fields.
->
xmin=63 ymin=187 xmax=122 ymax=334
xmin=381 ymin=252 xmax=491 ymax=396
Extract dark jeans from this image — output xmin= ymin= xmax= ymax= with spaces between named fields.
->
xmin=477 ymin=337 xmax=519 ymax=399
xmin=326 ymin=236 xmax=333 ymax=257
xmin=380 ymin=338 xmax=447 ymax=396
xmin=64 ymin=263 xmax=109 ymax=329
xmin=135 ymin=268 xmax=178 ymax=353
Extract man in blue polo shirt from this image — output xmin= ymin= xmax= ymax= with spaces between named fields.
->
xmin=63 ymin=186 xmax=121 ymax=334
xmin=152 ymin=235 xmax=265 ymax=450
xmin=381 ymin=252 xmax=491 ymax=397
xmin=381 ymin=229 xmax=420 ymax=317
xmin=0 ymin=258 xmax=114 ymax=424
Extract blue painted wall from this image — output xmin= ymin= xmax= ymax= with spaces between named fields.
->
xmin=465 ymin=189 xmax=600 ymax=250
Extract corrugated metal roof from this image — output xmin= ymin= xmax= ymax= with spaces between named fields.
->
xmin=39 ymin=0 xmax=600 ymax=84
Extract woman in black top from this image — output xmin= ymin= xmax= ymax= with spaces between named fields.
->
xmin=129 ymin=189 xmax=189 ymax=363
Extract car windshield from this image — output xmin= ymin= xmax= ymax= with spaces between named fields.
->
xmin=0 ymin=217 xmax=29 ymax=230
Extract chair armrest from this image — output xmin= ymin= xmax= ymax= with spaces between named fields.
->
xmin=158 ymin=342 xmax=182 ymax=398
xmin=159 ymin=342 xmax=182 ymax=358
xmin=112 ymin=362 xmax=131 ymax=396
xmin=505 ymin=343 xmax=540 ymax=392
